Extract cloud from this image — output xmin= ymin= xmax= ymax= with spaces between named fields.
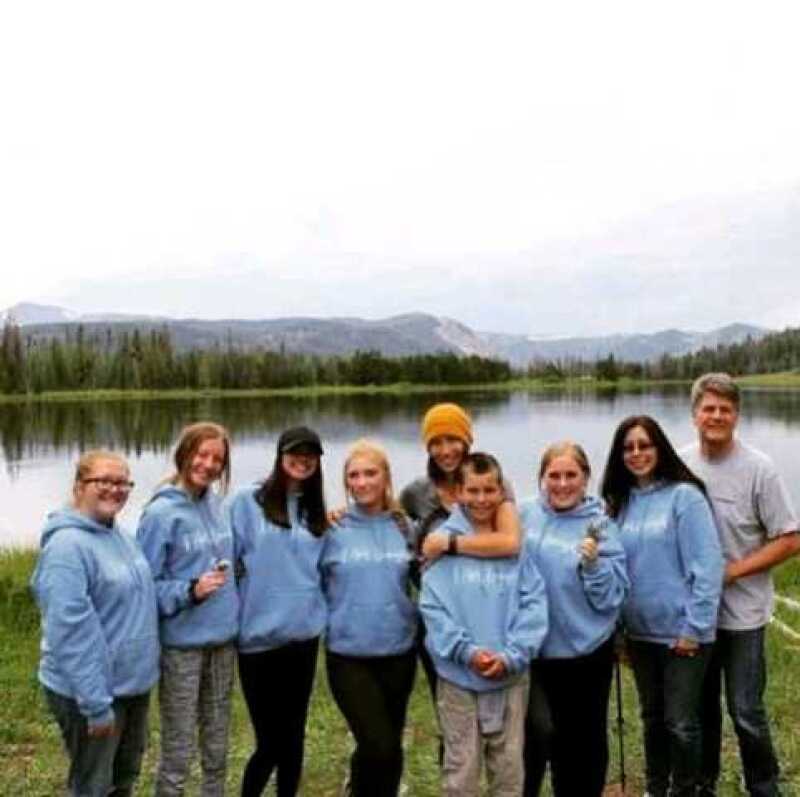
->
xmin=3 ymin=2 xmax=800 ymax=332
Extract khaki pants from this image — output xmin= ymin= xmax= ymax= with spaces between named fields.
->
xmin=438 ymin=674 xmax=529 ymax=797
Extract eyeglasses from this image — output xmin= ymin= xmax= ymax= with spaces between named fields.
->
xmin=81 ymin=478 xmax=135 ymax=492
xmin=622 ymin=442 xmax=655 ymax=454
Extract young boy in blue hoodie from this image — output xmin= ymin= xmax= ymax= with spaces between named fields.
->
xmin=420 ymin=453 xmax=548 ymax=797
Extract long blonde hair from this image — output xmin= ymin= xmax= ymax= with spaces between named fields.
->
xmin=343 ymin=438 xmax=401 ymax=513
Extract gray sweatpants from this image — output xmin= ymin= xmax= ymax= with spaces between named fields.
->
xmin=156 ymin=644 xmax=236 ymax=797
xmin=437 ymin=674 xmax=529 ymax=797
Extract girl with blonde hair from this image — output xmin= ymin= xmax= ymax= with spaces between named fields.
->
xmin=321 ymin=439 xmax=418 ymax=796
xmin=32 ymin=450 xmax=159 ymax=796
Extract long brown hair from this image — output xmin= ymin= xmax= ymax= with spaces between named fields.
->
xmin=600 ymin=415 xmax=707 ymax=518
xmin=171 ymin=422 xmax=232 ymax=494
xmin=255 ymin=429 xmax=328 ymax=537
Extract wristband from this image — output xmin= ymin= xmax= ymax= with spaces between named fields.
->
xmin=448 ymin=533 xmax=458 ymax=555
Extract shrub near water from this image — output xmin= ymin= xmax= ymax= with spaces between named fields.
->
xmin=3 ymin=549 xmax=800 ymax=795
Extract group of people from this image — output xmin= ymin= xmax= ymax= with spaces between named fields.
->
xmin=30 ymin=371 xmax=800 ymax=797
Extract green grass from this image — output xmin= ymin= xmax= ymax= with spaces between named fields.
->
xmin=736 ymin=372 xmax=800 ymax=388
xmin=1 ymin=373 xmax=798 ymax=406
xmin=3 ymin=549 xmax=800 ymax=795
xmin=0 ymin=378 xmax=689 ymax=405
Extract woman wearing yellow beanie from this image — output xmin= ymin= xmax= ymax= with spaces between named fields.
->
xmin=399 ymin=402 xmax=522 ymax=765
xmin=400 ymin=402 xmax=520 ymax=559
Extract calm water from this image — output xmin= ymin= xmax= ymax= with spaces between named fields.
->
xmin=3 ymin=387 xmax=800 ymax=548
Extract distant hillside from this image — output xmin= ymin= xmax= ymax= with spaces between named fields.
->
xmin=1 ymin=302 xmax=163 ymax=326
xmin=480 ymin=323 xmax=768 ymax=365
xmin=15 ymin=312 xmax=495 ymax=359
xmin=3 ymin=302 xmax=769 ymax=364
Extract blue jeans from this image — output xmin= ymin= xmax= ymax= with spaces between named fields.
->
xmin=44 ymin=686 xmax=150 ymax=797
xmin=628 ymin=639 xmax=711 ymax=797
xmin=701 ymin=627 xmax=781 ymax=796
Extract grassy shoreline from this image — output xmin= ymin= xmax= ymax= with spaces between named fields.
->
xmin=3 ymin=550 xmax=800 ymax=795
xmin=0 ymin=379 xmax=664 ymax=404
xmin=1 ymin=372 xmax=800 ymax=405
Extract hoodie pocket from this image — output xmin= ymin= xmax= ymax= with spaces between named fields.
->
xmin=241 ymin=587 xmax=325 ymax=645
xmin=341 ymin=600 xmax=416 ymax=652
xmin=111 ymin=634 xmax=160 ymax=694
xmin=624 ymin=581 xmax=685 ymax=637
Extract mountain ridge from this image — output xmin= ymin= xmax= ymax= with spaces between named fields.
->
xmin=2 ymin=302 xmax=769 ymax=365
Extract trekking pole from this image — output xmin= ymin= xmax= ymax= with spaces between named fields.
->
xmin=615 ymin=655 xmax=626 ymax=793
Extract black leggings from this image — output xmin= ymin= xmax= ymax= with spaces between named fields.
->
xmin=326 ymin=648 xmax=417 ymax=797
xmin=524 ymin=636 xmax=615 ymax=797
xmin=238 ymin=637 xmax=319 ymax=797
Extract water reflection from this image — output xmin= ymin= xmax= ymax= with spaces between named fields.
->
xmin=2 ymin=387 xmax=799 ymax=547
xmin=0 ymin=392 xmax=482 ymax=467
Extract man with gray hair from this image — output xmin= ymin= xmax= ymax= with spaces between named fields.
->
xmin=681 ymin=372 xmax=800 ymax=796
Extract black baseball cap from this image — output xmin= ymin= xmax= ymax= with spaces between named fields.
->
xmin=278 ymin=426 xmax=324 ymax=455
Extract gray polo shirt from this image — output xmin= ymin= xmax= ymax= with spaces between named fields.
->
xmin=681 ymin=440 xmax=798 ymax=630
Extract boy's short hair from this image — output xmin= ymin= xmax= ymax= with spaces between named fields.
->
xmin=457 ymin=451 xmax=504 ymax=487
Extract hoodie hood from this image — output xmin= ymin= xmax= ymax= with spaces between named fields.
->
xmin=341 ymin=503 xmax=390 ymax=525
xmin=519 ymin=494 xmax=628 ymax=658
xmin=135 ymin=481 xmax=238 ymax=648
xmin=441 ymin=504 xmax=473 ymax=535
xmin=421 ymin=506 xmax=548 ymax=692
xmin=229 ymin=485 xmax=327 ymax=653
xmin=619 ymin=481 xmax=723 ymax=644
xmin=40 ymin=507 xmax=116 ymax=548
xmin=321 ymin=504 xmax=416 ymax=656
xmin=146 ymin=482 xmax=203 ymax=509
xmin=32 ymin=507 xmax=160 ymax=724
xmin=538 ymin=494 xmax=606 ymax=520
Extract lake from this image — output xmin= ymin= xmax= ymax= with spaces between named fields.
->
xmin=3 ymin=386 xmax=800 ymax=548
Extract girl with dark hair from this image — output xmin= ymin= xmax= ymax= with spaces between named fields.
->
xmin=137 ymin=422 xmax=239 ymax=797
xmin=600 ymin=415 xmax=723 ymax=797
xmin=400 ymin=402 xmax=521 ymax=559
xmin=228 ymin=426 xmax=329 ymax=797
xmin=520 ymin=441 xmax=629 ymax=797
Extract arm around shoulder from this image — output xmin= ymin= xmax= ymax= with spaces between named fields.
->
xmin=452 ymin=501 xmax=521 ymax=558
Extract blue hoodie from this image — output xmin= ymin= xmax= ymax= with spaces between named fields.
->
xmin=420 ymin=505 xmax=548 ymax=692
xmin=228 ymin=485 xmax=328 ymax=654
xmin=321 ymin=505 xmax=417 ymax=657
xmin=136 ymin=484 xmax=239 ymax=648
xmin=519 ymin=495 xmax=629 ymax=659
xmin=30 ymin=509 xmax=160 ymax=729
xmin=618 ymin=481 xmax=723 ymax=644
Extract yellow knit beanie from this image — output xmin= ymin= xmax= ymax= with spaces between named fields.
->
xmin=421 ymin=403 xmax=473 ymax=448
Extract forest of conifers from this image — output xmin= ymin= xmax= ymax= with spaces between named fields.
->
xmin=524 ymin=326 xmax=800 ymax=383
xmin=0 ymin=322 xmax=512 ymax=394
xmin=1 ymin=320 xmax=799 ymax=395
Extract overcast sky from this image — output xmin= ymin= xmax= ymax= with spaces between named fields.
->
xmin=2 ymin=1 xmax=799 ymax=336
